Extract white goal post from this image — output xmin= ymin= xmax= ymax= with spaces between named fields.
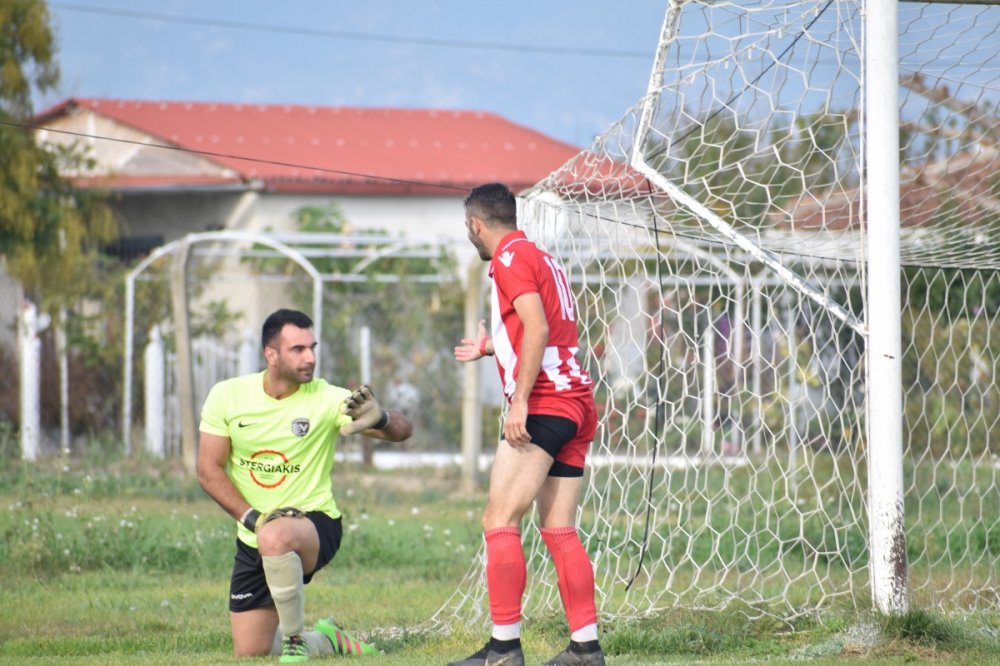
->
xmin=433 ymin=0 xmax=1000 ymax=629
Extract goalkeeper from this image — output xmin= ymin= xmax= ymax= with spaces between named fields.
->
xmin=197 ymin=308 xmax=413 ymax=662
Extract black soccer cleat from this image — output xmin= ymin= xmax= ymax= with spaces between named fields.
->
xmin=446 ymin=640 xmax=525 ymax=666
xmin=540 ymin=641 xmax=606 ymax=666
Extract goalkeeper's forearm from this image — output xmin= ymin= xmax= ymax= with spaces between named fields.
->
xmin=365 ymin=408 xmax=414 ymax=442
xmin=196 ymin=443 xmax=255 ymax=525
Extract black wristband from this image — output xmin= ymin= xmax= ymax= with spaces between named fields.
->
xmin=242 ymin=508 xmax=261 ymax=532
xmin=373 ymin=410 xmax=390 ymax=430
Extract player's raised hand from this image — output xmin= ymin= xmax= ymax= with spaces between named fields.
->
xmin=339 ymin=385 xmax=389 ymax=435
xmin=454 ymin=319 xmax=491 ymax=362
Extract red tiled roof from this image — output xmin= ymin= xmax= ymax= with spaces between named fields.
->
xmin=32 ymin=98 xmax=581 ymax=195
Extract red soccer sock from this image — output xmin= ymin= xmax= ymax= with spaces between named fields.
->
xmin=540 ymin=526 xmax=598 ymax=632
xmin=484 ymin=527 xmax=526 ymax=626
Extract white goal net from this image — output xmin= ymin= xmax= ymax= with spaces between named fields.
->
xmin=434 ymin=0 xmax=999 ymax=627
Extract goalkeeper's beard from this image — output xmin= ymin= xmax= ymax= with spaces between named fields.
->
xmin=279 ymin=364 xmax=314 ymax=384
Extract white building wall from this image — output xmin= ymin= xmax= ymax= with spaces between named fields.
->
xmin=251 ymin=193 xmax=476 ymax=268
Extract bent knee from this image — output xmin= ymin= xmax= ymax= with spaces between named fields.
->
xmin=232 ymin=625 xmax=277 ymax=657
xmin=255 ymin=525 xmax=299 ymax=554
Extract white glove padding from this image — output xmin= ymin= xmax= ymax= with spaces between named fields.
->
xmin=339 ymin=384 xmax=389 ymax=435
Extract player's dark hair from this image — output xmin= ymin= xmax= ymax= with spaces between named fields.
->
xmin=464 ymin=182 xmax=517 ymax=229
xmin=262 ymin=309 xmax=314 ymax=349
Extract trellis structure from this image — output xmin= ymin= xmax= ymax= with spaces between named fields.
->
xmin=122 ymin=229 xmax=458 ymax=468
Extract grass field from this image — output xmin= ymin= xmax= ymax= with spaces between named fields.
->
xmin=1 ymin=451 xmax=998 ymax=665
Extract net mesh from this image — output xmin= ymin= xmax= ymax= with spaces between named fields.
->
xmin=431 ymin=0 xmax=1000 ymax=627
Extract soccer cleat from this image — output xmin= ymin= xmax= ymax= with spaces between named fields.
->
xmin=446 ymin=642 xmax=525 ymax=666
xmin=540 ymin=643 xmax=606 ymax=666
xmin=314 ymin=617 xmax=377 ymax=656
xmin=279 ymin=634 xmax=309 ymax=663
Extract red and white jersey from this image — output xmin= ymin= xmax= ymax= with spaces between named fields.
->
xmin=488 ymin=230 xmax=592 ymax=416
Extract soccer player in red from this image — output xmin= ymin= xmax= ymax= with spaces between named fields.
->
xmin=451 ymin=183 xmax=604 ymax=666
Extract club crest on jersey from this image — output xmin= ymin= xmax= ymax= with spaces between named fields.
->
xmin=498 ymin=251 xmax=515 ymax=267
xmin=291 ymin=417 xmax=310 ymax=437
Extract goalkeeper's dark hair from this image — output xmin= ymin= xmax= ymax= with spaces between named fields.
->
xmin=262 ymin=308 xmax=314 ymax=349
xmin=464 ymin=182 xmax=517 ymax=229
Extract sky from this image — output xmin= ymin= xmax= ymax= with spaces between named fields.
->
xmin=39 ymin=1 xmax=669 ymax=149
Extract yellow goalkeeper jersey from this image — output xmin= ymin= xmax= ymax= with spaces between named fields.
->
xmin=199 ymin=371 xmax=352 ymax=548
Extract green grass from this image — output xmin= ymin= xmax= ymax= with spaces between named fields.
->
xmin=1 ymin=456 xmax=998 ymax=665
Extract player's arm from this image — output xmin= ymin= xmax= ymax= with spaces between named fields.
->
xmin=506 ymin=292 xmax=549 ymax=448
xmin=455 ymin=319 xmax=492 ymax=362
xmin=196 ymin=431 xmax=252 ymax=522
xmin=360 ymin=408 xmax=413 ymax=442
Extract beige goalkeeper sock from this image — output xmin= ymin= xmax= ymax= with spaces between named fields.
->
xmin=262 ymin=551 xmax=305 ymax=638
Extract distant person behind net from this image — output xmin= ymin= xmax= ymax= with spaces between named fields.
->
xmin=452 ymin=183 xmax=605 ymax=666
xmin=197 ymin=308 xmax=414 ymax=662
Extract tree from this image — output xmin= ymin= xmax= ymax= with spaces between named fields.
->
xmin=0 ymin=0 xmax=117 ymax=308
xmin=0 ymin=0 xmax=119 ymax=437
xmin=643 ymin=108 xmax=857 ymax=230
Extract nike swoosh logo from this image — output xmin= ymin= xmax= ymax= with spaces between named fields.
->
xmin=238 ymin=421 xmax=254 ymax=428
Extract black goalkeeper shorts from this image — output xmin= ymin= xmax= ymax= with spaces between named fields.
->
xmin=229 ymin=512 xmax=342 ymax=613
xmin=524 ymin=414 xmax=584 ymax=478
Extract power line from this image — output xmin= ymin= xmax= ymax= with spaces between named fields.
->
xmin=1 ymin=118 xmax=469 ymax=192
xmin=50 ymin=2 xmax=653 ymax=60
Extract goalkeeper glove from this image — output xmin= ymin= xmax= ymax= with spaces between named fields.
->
xmin=339 ymin=385 xmax=390 ymax=435
xmin=240 ymin=506 xmax=306 ymax=532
